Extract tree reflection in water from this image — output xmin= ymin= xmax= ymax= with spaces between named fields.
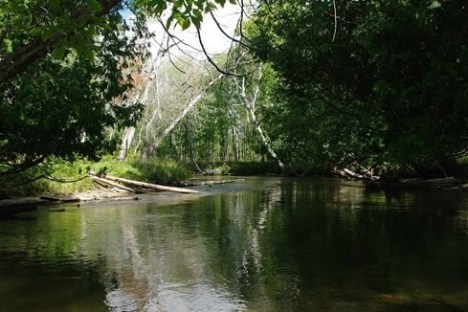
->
xmin=1 ymin=177 xmax=468 ymax=311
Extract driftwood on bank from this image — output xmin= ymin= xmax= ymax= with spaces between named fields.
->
xmin=0 ymin=197 xmax=46 ymax=216
xmin=332 ymin=167 xmax=378 ymax=181
xmin=380 ymin=177 xmax=462 ymax=190
xmin=1 ymin=196 xmax=78 ymax=217
xmin=332 ymin=166 xmax=464 ymax=190
xmin=182 ymin=179 xmax=244 ymax=187
xmin=90 ymin=173 xmax=198 ymax=194
xmin=0 ymin=197 xmax=49 ymax=208
xmin=0 ymin=188 xmax=143 ymax=217
xmin=90 ymin=175 xmax=138 ymax=193
xmin=40 ymin=195 xmax=81 ymax=202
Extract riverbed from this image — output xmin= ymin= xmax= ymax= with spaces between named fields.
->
xmin=1 ymin=177 xmax=468 ymax=311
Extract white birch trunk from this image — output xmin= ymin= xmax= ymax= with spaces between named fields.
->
xmin=238 ymin=71 xmax=285 ymax=170
xmin=117 ymin=127 xmax=136 ymax=160
xmin=151 ymin=74 xmax=223 ymax=149
xmin=118 ymin=60 xmax=157 ymax=160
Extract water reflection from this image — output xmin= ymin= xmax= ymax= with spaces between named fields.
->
xmin=0 ymin=177 xmax=468 ymax=311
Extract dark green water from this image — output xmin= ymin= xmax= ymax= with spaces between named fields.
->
xmin=1 ymin=177 xmax=468 ymax=312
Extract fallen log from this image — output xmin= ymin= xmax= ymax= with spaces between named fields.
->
xmin=0 ymin=197 xmax=49 ymax=208
xmin=185 ymin=179 xmax=244 ymax=186
xmin=400 ymin=177 xmax=459 ymax=189
xmin=40 ymin=195 xmax=81 ymax=202
xmin=0 ymin=205 xmax=37 ymax=217
xmin=90 ymin=175 xmax=138 ymax=193
xmin=111 ymin=196 xmax=139 ymax=201
xmin=91 ymin=173 xmax=198 ymax=194
xmin=0 ymin=197 xmax=46 ymax=216
xmin=343 ymin=168 xmax=365 ymax=179
xmin=368 ymin=177 xmax=463 ymax=190
xmin=333 ymin=166 xmax=380 ymax=182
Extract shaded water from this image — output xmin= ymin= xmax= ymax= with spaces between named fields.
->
xmin=1 ymin=177 xmax=468 ymax=311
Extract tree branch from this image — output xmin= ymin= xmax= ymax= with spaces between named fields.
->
xmin=0 ymin=0 xmax=122 ymax=84
xmin=196 ymin=27 xmax=241 ymax=77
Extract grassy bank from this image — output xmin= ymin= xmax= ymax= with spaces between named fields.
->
xmin=1 ymin=158 xmax=330 ymax=198
xmin=0 ymin=157 xmax=191 ymax=197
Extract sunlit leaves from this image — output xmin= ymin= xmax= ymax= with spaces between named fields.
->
xmin=133 ymin=0 xmax=226 ymax=29
xmin=428 ymin=1 xmax=441 ymax=9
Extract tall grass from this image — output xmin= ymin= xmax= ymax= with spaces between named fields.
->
xmin=1 ymin=157 xmax=191 ymax=197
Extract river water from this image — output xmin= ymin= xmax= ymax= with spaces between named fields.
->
xmin=1 ymin=177 xmax=468 ymax=311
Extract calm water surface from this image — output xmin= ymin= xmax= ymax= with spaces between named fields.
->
xmin=1 ymin=177 xmax=468 ymax=311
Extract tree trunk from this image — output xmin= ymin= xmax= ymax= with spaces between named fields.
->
xmin=151 ymin=74 xmax=223 ymax=150
xmin=117 ymin=127 xmax=136 ymax=160
xmin=238 ymin=72 xmax=285 ymax=170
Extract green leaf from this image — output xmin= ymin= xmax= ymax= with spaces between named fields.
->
xmin=204 ymin=2 xmax=216 ymax=13
xmin=228 ymin=0 xmax=237 ymax=4
xmin=50 ymin=0 xmax=60 ymax=8
xmin=180 ymin=18 xmax=191 ymax=30
xmin=52 ymin=45 xmax=67 ymax=60
xmin=82 ymin=48 xmax=95 ymax=61
xmin=3 ymin=39 xmax=13 ymax=53
xmin=191 ymin=16 xmax=201 ymax=29
xmin=41 ymin=27 xmax=58 ymax=40
xmin=192 ymin=9 xmax=203 ymax=28
xmin=428 ymin=1 xmax=441 ymax=9
xmin=88 ymin=0 xmax=102 ymax=12
xmin=30 ymin=27 xmax=42 ymax=37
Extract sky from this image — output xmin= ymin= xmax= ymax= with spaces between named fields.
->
xmin=184 ymin=3 xmax=241 ymax=55
xmin=145 ymin=3 xmax=242 ymax=59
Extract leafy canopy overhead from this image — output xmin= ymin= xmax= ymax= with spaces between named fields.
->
xmin=249 ymin=0 xmax=468 ymax=174
xmin=0 ymin=0 xmax=232 ymax=177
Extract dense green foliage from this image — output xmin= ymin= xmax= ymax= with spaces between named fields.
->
xmin=248 ymin=0 xmax=468 ymax=176
xmin=0 ymin=0 xmax=233 ymax=179
xmin=2 ymin=0 xmax=467 ymax=190
xmin=159 ymin=75 xmax=261 ymax=163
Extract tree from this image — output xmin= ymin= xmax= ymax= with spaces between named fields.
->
xmin=0 ymin=10 xmax=141 ymax=178
xmin=249 ymin=0 xmax=468 ymax=176
xmin=0 ymin=0 xmax=235 ymax=178
xmin=0 ymin=0 xmax=236 ymax=84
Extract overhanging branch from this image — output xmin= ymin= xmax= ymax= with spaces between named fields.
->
xmin=0 ymin=0 xmax=122 ymax=84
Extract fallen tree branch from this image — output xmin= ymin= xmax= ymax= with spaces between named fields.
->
xmin=90 ymin=175 xmax=139 ymax=193
xmin=332 ymin=166 xmax=380 ymax=182
xmin=183 ymin=179 xmax=244 ymax=186
xmin=91 ymin=173 xmax=198 ymax=194
xmin=39 ymin=195 xmax=80 ymax=202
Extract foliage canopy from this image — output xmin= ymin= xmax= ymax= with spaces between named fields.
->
xmin=249 ymin=0 xmax=468 ymax=175
xmin=0 ymin=0 xmax=232 ymax=178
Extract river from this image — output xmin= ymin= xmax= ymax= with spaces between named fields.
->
xmin=1 ymin=177 xmax=468 ymax=311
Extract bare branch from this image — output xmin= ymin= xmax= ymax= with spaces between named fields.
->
xmin=196 ymin=27 xmax=241 ymax=77
xmin=332 ymin=0 xmax=338 ymax=42
xmin=209 ymin=11 xmax=250 ymax=49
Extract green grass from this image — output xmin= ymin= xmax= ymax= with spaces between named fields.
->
xmin=0 ymin=156 xmax=191 ymax=197
xmin=1 ymin=157 xmax=340 ymax=198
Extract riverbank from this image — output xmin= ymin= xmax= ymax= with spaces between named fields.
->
xmin=0 ymin=157 xmax=192 ymax=198
xmin=2 ymin=157 xmax=467 ymax=211
xmin=0 ymin=173 xmax=249 ymax=217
